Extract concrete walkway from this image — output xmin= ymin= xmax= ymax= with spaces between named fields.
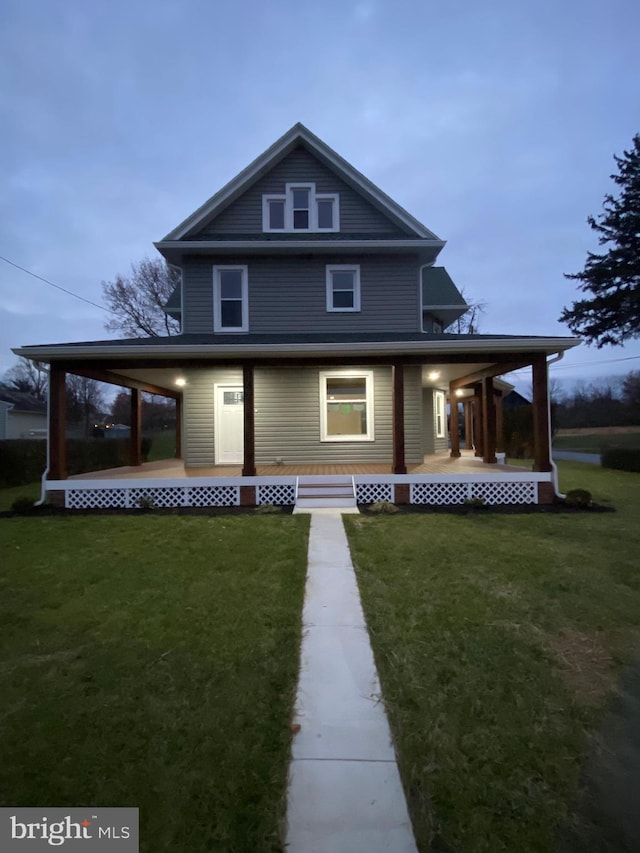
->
xmin=285 ymin=510 xmax=417 ymax=853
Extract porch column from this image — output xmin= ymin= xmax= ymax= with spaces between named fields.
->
xmin=495 ymin=390 xmax=505 ymax=454
xmin=392 ymin=363 xmax=407 ymax=474
xmin=242 ymin=363 xmax=256 ymax=477
xmin=464 ymin=399 xmax=473 ymax=450
xmin=49 ymin=363 xmax=67 ymax=480
xmin=532 ymin=355 xmax=552 ymax=472
xmin=473 ymin=385 xmax=483 ymax=457
xmin=174 ymin=396 xmax=182 ymax=459
xmin=482 ymin=377 xmax=497 ymax=463
xmin=449 ymin=387 xmax=461 ymax=458
xmin=129 ymin=389 xmax=142 ymax=466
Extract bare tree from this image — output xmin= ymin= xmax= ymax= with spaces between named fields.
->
xmin=66 ymin=376 xmax=106 ymax=438
xmin=2 ymin=357 xmax=48 ymax=400
xmin=102 ymin=257 xmax=181 ymax=338
xmin=453 ymin=289 xmax=487 ymax=334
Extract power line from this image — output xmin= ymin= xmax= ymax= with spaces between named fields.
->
xmin=507 ymin=354 xmax=640 ymax=377
xmin=0 ymin=255 xmax=113 ymax=314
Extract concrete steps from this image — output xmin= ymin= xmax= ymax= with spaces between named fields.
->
xmin=294 ymin=476 xmax=357 ymax=510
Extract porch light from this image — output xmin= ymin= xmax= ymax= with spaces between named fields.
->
xmin=428 ymin=371 xmax=440 ymax=381
xmin=455 ymin=389 xmax=464 ymax=397
xmin=175 ymin=377 xmax=186 ymax=387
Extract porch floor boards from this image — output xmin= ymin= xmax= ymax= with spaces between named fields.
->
xmin=69 ymin=450 xmax=530 ymax=480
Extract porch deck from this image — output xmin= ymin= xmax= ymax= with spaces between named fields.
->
xmin=70 ymin=450 xmax=530 ymax=480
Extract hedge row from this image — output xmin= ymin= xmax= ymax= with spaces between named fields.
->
xmin=601 ymin=447 xmax=640 ymax=473
xmin=0 ymin=438 xmax=152 ymax=487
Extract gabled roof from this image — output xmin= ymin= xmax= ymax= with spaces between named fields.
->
xmin=0 ymin=384 xmax=47 ymax=413
xmin=161 ymin=123 xmax=443 ymax=243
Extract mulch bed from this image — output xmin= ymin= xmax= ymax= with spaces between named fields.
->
xmin=358 ymin=501 xmax=615 ymax=516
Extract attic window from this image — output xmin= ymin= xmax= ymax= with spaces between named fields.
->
xmin=262 ymin=183 xmax=339 ymax=232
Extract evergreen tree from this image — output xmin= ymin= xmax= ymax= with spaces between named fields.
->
xmin=560 ymin=134 xmax=640 ymax=347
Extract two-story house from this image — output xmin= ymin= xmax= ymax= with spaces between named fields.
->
xmin=15 ymin=124 xmax=579 ymax=509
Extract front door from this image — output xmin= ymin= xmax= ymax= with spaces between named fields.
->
xmin=215 ymin=385 xmax=244 ymax=464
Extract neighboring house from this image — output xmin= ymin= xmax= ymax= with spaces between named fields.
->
xmin=14 ymin=123 xmax=579 ymax=508
xmin=0 ymin=386 xmax=47 ymax=439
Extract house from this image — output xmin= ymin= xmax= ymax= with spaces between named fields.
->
xmin=14 ymin=124 xmax=579 ymax=509
xmin=0 ymin=385 xmax=47 ymax=439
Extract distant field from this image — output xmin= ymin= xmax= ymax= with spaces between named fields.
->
xmin=553 ymin=432 xmax=640 ymax=453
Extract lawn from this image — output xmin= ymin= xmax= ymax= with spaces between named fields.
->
xmin=0 ymin=512 xmax=309 ymax=852
xmin=0 ymin=480 xmax=41 ymax=511
xmin=345 ymin=462 xmax=640 ymax=852
xmin=553 ymin=431 xmax=640 ymax=453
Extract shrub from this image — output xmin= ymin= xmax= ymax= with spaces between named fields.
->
xmin=137 ymin=496 xmax=156 ymax=509
xmin=602 ymin=447 xmax=640 ymax=473
xmin=463 ymin=496 xmax=486 ymax=509
xmin=11 ymin=496 xmax=35 ymax=513
xmin=368 ymin=500 xmax=399 ymax=514
xmin=564 ymin=489 xmax=593 ymax=508
xmin=0 ymin=440 xmax=46 ymax=487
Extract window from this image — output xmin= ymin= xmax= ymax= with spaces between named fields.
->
xmin=213 ymin=266 xmax=248 ymax=332
xmin=435 ymin=390 xmax=446 ymax=438
xmin=262 ymin=183 xmax=339 ymax=232
xmin=319 ymin=371 xmax=374 ymax=442
xmin=326 ymin=265 xmax=360 ymax=312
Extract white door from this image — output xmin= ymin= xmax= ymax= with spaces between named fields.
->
xmin=215 ymin=386 xmax=244 ymax=464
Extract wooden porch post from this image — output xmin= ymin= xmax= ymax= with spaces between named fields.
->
xmin=130 ymin=389 xmax=142 ymax=466
xmin=449 ymin=387 xmax=461 ymax=458
xmin=392 ymin=364 xmax=407 ymax=474
xmin=473 ymin=385 xmax=483 ymax=457
xmin=495 ymin=390 xmax=505 ymax=454
xmin=242 ymin=363 xmax=256 ymax=477
xmin=532 ymin=355 xmax=552 ymax=472
xmin=482 ymin=377 xmax=497 ymax=463
xmin=464 ymin=399 xmax=473 ymax=450
xmin=174 ymin=396 xmax=182 ymax=459
xmin=49 ymin=363 xmax=67 ymax=480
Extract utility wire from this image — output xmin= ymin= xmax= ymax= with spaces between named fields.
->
xmin=0 ymin=255 xmax=113 ymax=314
xmin=507 ymin=353 xmax=640 ymax=377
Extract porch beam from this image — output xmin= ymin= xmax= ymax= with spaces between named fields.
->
xmin=56 ymin=362 xmax=180 ymax=399
xmin=68 ymin=351 xmax=544 ymax=372
xmin=532 ymin=355 xmax=552 ymax=472
xmin=48 ymin=364 xmax=67 ymax=480
xmin=129 ymin=389 xmax=142 ymax=467
xmin=450 ymin=359 xmax=534 ymax=391
xmin=449 ymin=386 xmax=461 ymax=458
xmin=392 ymin=364 xmax=407 ymax=474
xmin=242 ymin=363 xmax=256 ymax=477
xmin=473 ymin=385 xmax=483 ymax=457
xmin=482 ymin=377 xmax=497 ymax=463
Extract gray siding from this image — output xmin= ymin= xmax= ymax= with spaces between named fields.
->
xmin=181 ymin=365 xmax=422 ymax=466
xmin=182 ymin=367 xmax=242 ymax=466
xmin=195 ymin=146 xmax=409 ymax=237
xmin=182 ymin=254 xmax=421 ymax=334
xmin=422 ymin=388 xmax=448 ymax=455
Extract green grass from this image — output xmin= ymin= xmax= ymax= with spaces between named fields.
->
xmin=0 ymin=481 xmax=41 ymax=511
xmin=345 ymin=462 xmax=640 ymax=852
xmin=146 ymin=430 xmax=176 ymax=461
xmin=0 ymin=513 xmax=309 ymax=852
xmin=553 ymin=431 xmax=640 ymax=453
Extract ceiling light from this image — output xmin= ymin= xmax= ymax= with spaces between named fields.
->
xmin=428 ymin=371 xmax=440 ymax=381
xmin=175 ymin=377 xmax=186 ymax=387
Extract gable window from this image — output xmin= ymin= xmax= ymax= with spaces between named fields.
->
xmin=262 ymin=183 xmax=339 ymax=232
xmin=213 ymin=266 xmax=248 ymax=332
xmin=320 ymin=371 xmax=374 ymax=442
xmin=326 ymin=265 xmax=360 ymax=312
xmin=435 ymin=390 xmax=446 ymax=438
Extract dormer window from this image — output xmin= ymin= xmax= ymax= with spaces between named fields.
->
xmin=263 ymin=183 xmax=339 ymax=232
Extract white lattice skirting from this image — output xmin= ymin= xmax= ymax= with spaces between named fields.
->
xmin=355 ymin=482 xmax=393 ymax=504
xmin=65 ymin=485 xmax=240 ymax=509
xmin=410 ymin=481 xmax=537 ymax=505
xmin=257 ymin=484 xmax=296 ymax=505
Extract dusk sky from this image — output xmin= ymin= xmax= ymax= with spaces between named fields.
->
xmin=1 ymin=0 xmax=639 ymax=394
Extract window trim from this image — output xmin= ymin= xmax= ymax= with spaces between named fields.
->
xmin=262 ymin=183 xmax=339 ymax=232
xmin=434 ymin=390 xmax=446 ymax=438
xmin=319 ymin=370 xmax=374 ymax=443
xmin=213 ymin=265 xmax=249 ymax=333
xmin=326 ymin=264 xmax=361 ymax=313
